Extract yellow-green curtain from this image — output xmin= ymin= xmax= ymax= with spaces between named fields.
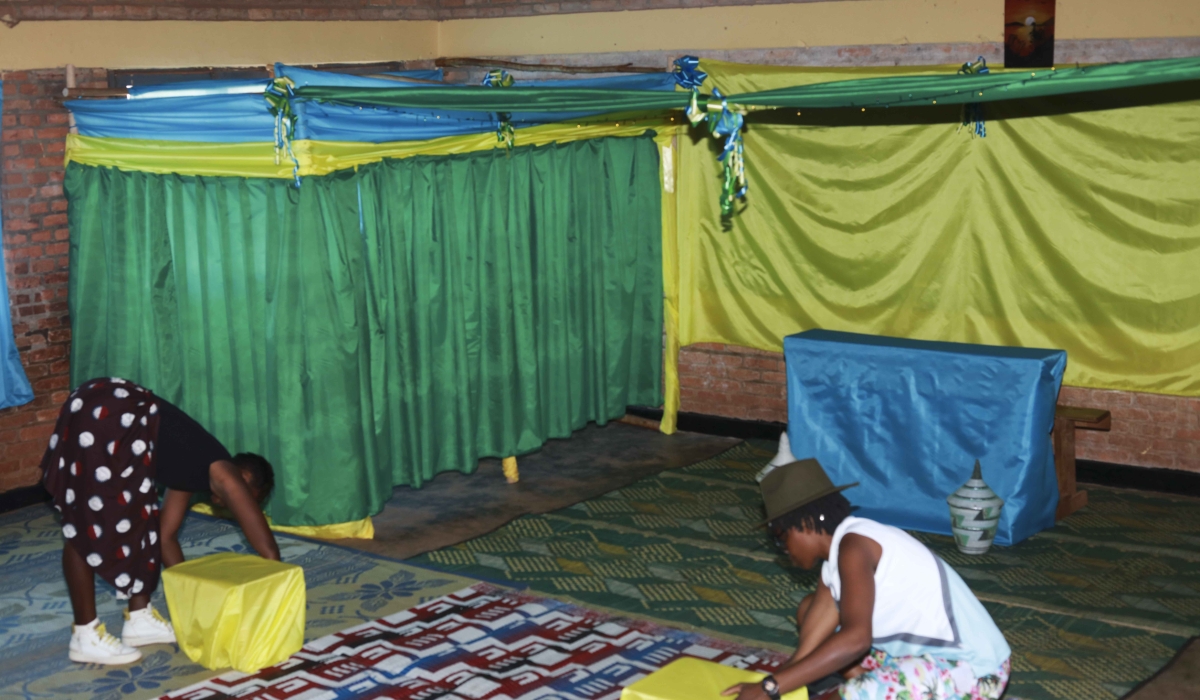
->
xmin=677 ymin=60 xmax=1200 ymax=396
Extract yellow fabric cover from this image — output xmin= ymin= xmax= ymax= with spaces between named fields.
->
xmin=64 ymin=115 xmax=677 ymax=179
xmin=621 ymin=658 xmax=808 ymax=700
xmin=162 ymin=552 xmax=305 ymax=673
xmin=189 ymin=502 xmax=375 ymax=539
xmin=659 ymin=137 xmax=681 ymax=435
xmin=677 ymin=60 xmax=1200 ymax=396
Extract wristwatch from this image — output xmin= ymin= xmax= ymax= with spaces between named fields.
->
xmin=760 ymin=675 xmax=782 ymax=700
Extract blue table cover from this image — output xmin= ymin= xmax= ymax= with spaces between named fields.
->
xmin=783 ymin=330 xmax=1066 ymax=545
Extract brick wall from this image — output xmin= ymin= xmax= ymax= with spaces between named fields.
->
xmin=0 ymin=68 xmax=106 ymax=493
xmin=678 ymin=343 xmax=1200 ymax=473
xmin=1 ymin=0 xmax=825 ymax=23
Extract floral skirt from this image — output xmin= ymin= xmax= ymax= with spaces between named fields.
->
xmin=840 ymin=649 xmax=1010 ymax=700
xmin=40 ymin=378 xmax=164 ymax=600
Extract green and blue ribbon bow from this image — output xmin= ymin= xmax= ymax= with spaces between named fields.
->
xmin=264 ymin=77 xmax=302 ymax=186
xmin=958 ymin=56 xmax=990 ymax=138
xmin=673 ymin=56 xmax=709 ymax=126
xmin=482 ymin=69 xmax=516 ymax=149
xmin=708 ymin=88 xmax=747 ymax=218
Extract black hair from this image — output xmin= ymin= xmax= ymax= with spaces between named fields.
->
xmin=231 ymin=452 xmax=275 ymax=503
xmin=768 ymin=491 xmax=852 ymax=540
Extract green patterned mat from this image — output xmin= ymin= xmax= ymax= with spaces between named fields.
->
xmin=411 ymin=441 xmax=1200 ymax=700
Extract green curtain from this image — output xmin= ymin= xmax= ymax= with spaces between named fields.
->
xmin=66 ymin=135 xmax=663 ymax=525
xmin=678 ymin=62 xmax=1200 ymax=396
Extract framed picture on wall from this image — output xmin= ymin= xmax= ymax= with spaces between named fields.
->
xmin=1004 ymin=0 xmax=1056 ymax=68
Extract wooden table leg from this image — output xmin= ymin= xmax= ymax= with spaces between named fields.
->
xmin=1053 ymin=416 xmax=1089 ymax=520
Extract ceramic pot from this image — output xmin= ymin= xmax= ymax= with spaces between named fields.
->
xmin=947 ymin=460 xmax=1004 ymax=555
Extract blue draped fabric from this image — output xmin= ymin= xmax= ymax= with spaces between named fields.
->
xmin=0 ymin=83 xmax=35 ymax=410
xmin=68 ymin=68 xmax=676 ymax=144
xmin=276 ymin=65 xmax=447 ymax=89
xmin=294 ymin=72 xmax=676 ymax=142
xmin=783 ymin=330 xmax=1065 ymax=546
xmin=71 ymin=93 xmax=277 ymax=142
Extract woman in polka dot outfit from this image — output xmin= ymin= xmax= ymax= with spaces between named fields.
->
xmin=40 ymin=377 xmax=281 ymax=666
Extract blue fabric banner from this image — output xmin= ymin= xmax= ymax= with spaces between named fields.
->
xmin=783 ymin=330 xmax=1065 ymax=546
xmin=69 ymin=68 xmax=676 ymax=144
xmin=0 ymin=82 xmax=35 ymax=410
xmin=71 ymin=93 xmax=277 ymax=143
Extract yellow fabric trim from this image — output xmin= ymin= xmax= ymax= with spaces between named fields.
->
xmin=64 ymin=135 xmax=294 ymax=179
xmin=659 ymin=134 xmax=681 ymax=435
xmin=679 ymin=60 xmax=1200 ymax=396
xmin=303 ymin=115 xmax=676 ymax=174
xmin=66 ymin=115 xmax=678 ymax=179
xmin=190 ymin=503 xmax=375 ymax=540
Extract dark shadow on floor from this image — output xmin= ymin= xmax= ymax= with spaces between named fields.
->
xmin=334 ymin=422 xmax=740 ymax=560
xmin=1122 ymin=636 xmax=1200 ymax=700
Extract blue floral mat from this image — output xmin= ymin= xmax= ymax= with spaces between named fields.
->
xmin=0 ymin=505 xmax=480 ymax=700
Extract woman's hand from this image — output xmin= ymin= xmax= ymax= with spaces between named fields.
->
xmin=210 ymin=460 xmax=281 ymax=561
xmin=721 ymin=683 xmax=768 ymax=700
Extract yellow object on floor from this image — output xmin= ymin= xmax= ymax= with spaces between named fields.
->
xmin=621 ymin=658 xmax=808 ymax=700
xmin=162 ymin=552 xmax=306 ymax=673
xmin=502 ymin=456 xmax=520 ymax=484
xmin=189 ymin=503 xmax=375 ymax=540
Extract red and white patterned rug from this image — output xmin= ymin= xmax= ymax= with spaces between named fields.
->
xmin=156 ymin=583 xmax=790 ymax=700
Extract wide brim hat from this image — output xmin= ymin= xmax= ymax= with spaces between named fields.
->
xmin=760 ymin=458 xmax=857 ymax=526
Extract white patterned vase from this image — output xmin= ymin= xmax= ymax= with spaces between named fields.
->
xmin=947 ymin=460 xmax=1004 ymax=555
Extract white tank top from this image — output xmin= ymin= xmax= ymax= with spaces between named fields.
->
xmin=821 ymin=516 xmax=1010 ymax=677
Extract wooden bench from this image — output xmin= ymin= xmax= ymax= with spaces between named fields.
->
xmin=1052 ymin=406 xmax=1111 ymax=520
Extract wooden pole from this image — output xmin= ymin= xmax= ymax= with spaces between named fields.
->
xmin=65 ymin=65 xmax=78 ymax=134
xmin=62 ymin=87 xmax=130 ymax=98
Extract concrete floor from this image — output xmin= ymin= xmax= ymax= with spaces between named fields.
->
xmin=331 ymin=421 xmax=739 ymax=560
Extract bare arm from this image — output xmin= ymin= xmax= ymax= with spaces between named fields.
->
xmin=159 ymin=489 xmax=191 ymax=568
xmin=210 ymin=460 xmax=281 ymax=561
xmin=725 ymin=534 xmax=880 ymax=700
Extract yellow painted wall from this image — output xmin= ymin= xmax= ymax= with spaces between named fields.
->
xmin=439 ymin=0 xmax=996 ymax=57
xmin=439 ymin=0 xmax=1200 ymax=57
xmin=0 ymin=20 xmax=437 ymax=71
xmin=0 ymin=0 xmax=1198 ymax=70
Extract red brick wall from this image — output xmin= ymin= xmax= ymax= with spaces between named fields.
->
xmin=0 ymin=68 xmax=106 ymax=493
xmin=678 ymin=343 xmax=1200 ymax=473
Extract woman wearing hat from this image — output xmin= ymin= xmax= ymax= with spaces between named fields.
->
xmin=724 ymin=459 xmax=1010 ymax=700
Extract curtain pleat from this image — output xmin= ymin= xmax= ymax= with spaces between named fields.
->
xmin=66 ymin=135 xmax=663 ymax=525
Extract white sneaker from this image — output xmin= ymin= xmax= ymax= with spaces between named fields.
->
xmin=69 ymin=619 xmax=142 ymax=665
xmin=122 ymin=605 xmax=176 ymax=647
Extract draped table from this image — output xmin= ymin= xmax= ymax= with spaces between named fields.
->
xmin=783 ymin=330 xmax=1066 ymax=545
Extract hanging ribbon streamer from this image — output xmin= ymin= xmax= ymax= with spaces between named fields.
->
xmin=673 ymin=56 xmax=745 ymax=217
xmin=264 ymin=77 xmax=302 ymax=186
xmin=482 ymin=69 xmax=516 ymax=150
xmin=673 ymin=55 xmax=708 ymax=126
xmin=707 ymin=88 xmax=747 ymax=219
xmin=957 ymin=56 xmax=990 ymax=138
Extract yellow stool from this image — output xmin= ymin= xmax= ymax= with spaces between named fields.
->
xmin=621 ymin=658 xmax=808 ymax=700
xmin=162 ymin=552 xmax=306 ymax=673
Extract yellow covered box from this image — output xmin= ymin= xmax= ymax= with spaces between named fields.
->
xmin=162 ymin=552 xmax=306 ymax=673
xmin=622 ymin=658 xmax=808 ymax=700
